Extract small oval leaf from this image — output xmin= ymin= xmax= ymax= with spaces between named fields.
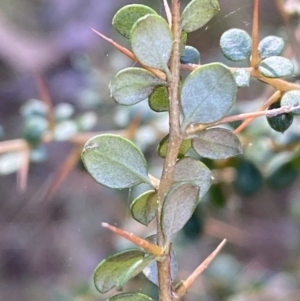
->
xmin=258 ymin=36 xmax=285 ymax=59
xmin=107 ymin=293 xmax=154 ymax=301
xmin=180 ymin=45 xmax=200 ymax=64
xmin=142 ymin=235 xmax=178 ymax=286
xmin=109 ymin=68 xmax=166 ymax=106
xmin=173 ymin=157 xmax=211 ymax=200
xmin=94 ymin=249 xmax=153 ymax=293
xmin=81 ymin=134 xmax=150 ymax=189
xmin=181 ymin=0 xmax=220 ymax=33
xmin=130 ymin=190 xmax=158 ymax=226
xmin=181 ymin=63 xmax=237 ymax=127
xmin=162 ymin=183 xmax=199 ymax=242
xmin=259 ymin=56 xmax=294 ymax=78
xmin=191 ymin=128 xmax=243 ymax=159
xmin=281 ymin=90 xmax=300 ymax=115
xmin=131 ymin=14 xmax=173 ymax=71
xmin=157 ymin=134 xmax=192 ymax=159
xmin=148 ymin=85 xmax=169 ymax=112
xmin=112 ymin=4 xmax=158 ymax=39
xmin=231 ymin=69 xmax=250 ymax=87
xmin=220 ymin=29 xmax=252 ymax=61
xmin=267 ymin=102 xmax=293 ymax=133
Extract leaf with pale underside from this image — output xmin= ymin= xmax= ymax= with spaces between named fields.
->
xmin=181 ymin=63 xmax=237 ymax=127
xmin=109 ymin=68 xmax=166 ymax=106
xmin=281 ymin=90 xmax=300 ymax=115
xmin=259 ymin=56 xmax=294 ymax=78
xmin=130 ymin=14 xmax=173 ymax=72
xmin=161 ymin=183 xmax=199 ymax=242
xmin=191 ymin=128 xmax=243 ymax=159
xmin=112 ymin=4 xmax=158 ymax=39
xmin=173 ymin=157 xmax=211 ymax=200
xmin=106 ymin=293 xmax=154 ymax=301
xmin=130 ymin=190 xmax=158 ymax=226
xmin=181 ymin=0 xmax=220 ymax=33
xmin=81 ymin=134 xmax=150 ymax=189
xmin=93 ymin=249 xmax=154 ymax=293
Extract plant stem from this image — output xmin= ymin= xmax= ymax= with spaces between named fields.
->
xmin=251 ymin=0 xmax=260 ymax=68
xmin=156 ymin=1 xmax=183 ymax=300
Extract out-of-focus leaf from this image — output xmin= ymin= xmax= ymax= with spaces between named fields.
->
xmin=23 ymin=116 xmax=49 ymax=145
xmin=107 ymin=293 xmax=154 ymax=301
xmin=82 ymin=134 xmax=150 ymax=189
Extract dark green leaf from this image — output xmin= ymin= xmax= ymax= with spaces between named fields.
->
xmin=180 ymin=45 xmax=200 ymax=64
xmin=181 ymin=63 xmax=237 ymax=127
xmin=94 ymin=249 xmax=154 ymax=293
xmin=267 ymin=102 xmax=293 ymax=133
xmin=233 ymin=160 xmax=262 ymax=196
xmin=112 ymin=4 xmax=158 ymax=39
xmin=181 ymin=0 xmax=220 ymax=33
xmin=281 ymin=90 xmax=300 ymax=115
xmin=130 ymin=190 xmax=158 ymax=226
xmin=107 ymin=293 xmax=154 ymax=301
xmin=258 ymin=36 xmax=284 ymax=59
xmin=131 ymin=14 xmax=173 ymax=71
xmin=259 ymin=56 xmax=294 ymax=78
xmin=161 ymin=183 xmax=199 ymax=242
xmin=220 ymin=29 xmax=252 ymax=61
xmin=148 ymin=85 xmax=169 ymax=112
xmin=191 ymin=128 xmax=243 ymax=160
xmin=143 ymin=235 xmax=178 ymax=286
xmin=81 ymin=134 xmax=150 ymax=189
xmin=109 ymin=67 xmax=166 ymax=106
xmin=173 ymin=157 xmax=211 ymax=200
xmin=23 ymin=116 xmax=48 ymax=145
xmin=157 ymin=134 xmax=192 ymax=159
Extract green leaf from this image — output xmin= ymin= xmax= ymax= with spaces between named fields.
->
xmin=106 ymin=293 xmax=154 ymax=301
xmin=131 ymin=14 xmax=173 ymax=71
xmin=161 ymin=183 xmax=199 ymax=242
xmin=281 ymin=90 xmax=300 ymax=115
xmin=173 ymin=157 xmax=211 ymax=200
xmin=157 ymin=134 xmax=192 ymax=159
xmin=259 ymin=56 xmax=294 ymax=78
xmin=20 ymin=98 xmax=47 ymax=118
xmin=23 ymin=116 xmax=49 ymax=145
xmin=180 ymin=45 xmax=200 ymax=64
xmin=94 ymin=249 xmax=154 ymax=293
xmin=130 ymin=190 xmax=158 ymax=226
xmin=181 ymin=0 xmax=220 ymax=33
xmin=148 ymin=85 xmax=169 ymax=112
xmin=109 ymin=67 xmax=166 ymax=106
xmin=181 ymin=63 xmax=237 ymax=127
xmin=81 ymin=134 xmax=150 ymax=189
xmin=258 ymin=36 xmax=285 ymax=59
xmin=112 ymin=4 xmax=158 ymax=39
xmin=231 ymin=69 xmax=250 ymax=87
xmin=267 ymin=101 xmax=293 ymax=133
xmin=220 ymin=29 xmax=252 ymax=61
xmin=191 ymin=128 xmax=243 ymax=160
xmin=143 ymin=235 xmax=178 ymax=286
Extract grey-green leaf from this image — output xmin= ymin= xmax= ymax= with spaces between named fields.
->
xmin=220 ymin=29 xmax=252 ymax=61
xmin=181 ymin=0 xmax=220 ymax=33
xmin=181 ymin=63 xmax=237 ymax=127
xmin=107 ymin=293 xmax=154 ymax=301
xmin=231 ymin=69 xmax=250 ymax=87
xmin=109 ymin=68 xmax=166 ymax=106
xmin=191 ymin=128 xmax=243 ymax=160
xmin=281 ymin=90 xmax=300 ymax=115
xmin=130 ymin=190 xmax=158 ymax=226
xmin=161 ymin=183 xmax=199 ymax=242
xmin=148 ymin=85 xmax=169 ymax=112
xmin=112 ymin=4 xmax=158 ymax=39
xmin=94 ymin=249 xmax=154 ymax=293
xmin=173 ymin=157 xmax=211 ymax=200
xmin=258 ymin=36 xmax=285 ymax=59
xmin=81 ymin=134 xmax=150 ymax=189
xmin=180 ymin=45 xmax=201 ymax=64
xmin=143 ymin=235 xmax=178 ymax=286
xmin=131 ymin=14 xmax=173 ymax=71
xmin=259 ymin=56 xmax=294 ymax=78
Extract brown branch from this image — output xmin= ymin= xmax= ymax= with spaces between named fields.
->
xmin=251 ymin=0 xmax=260 ymax=68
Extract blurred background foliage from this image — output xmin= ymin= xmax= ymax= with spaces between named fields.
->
xmin=0 ymin=0 xmax=300 ymax=300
